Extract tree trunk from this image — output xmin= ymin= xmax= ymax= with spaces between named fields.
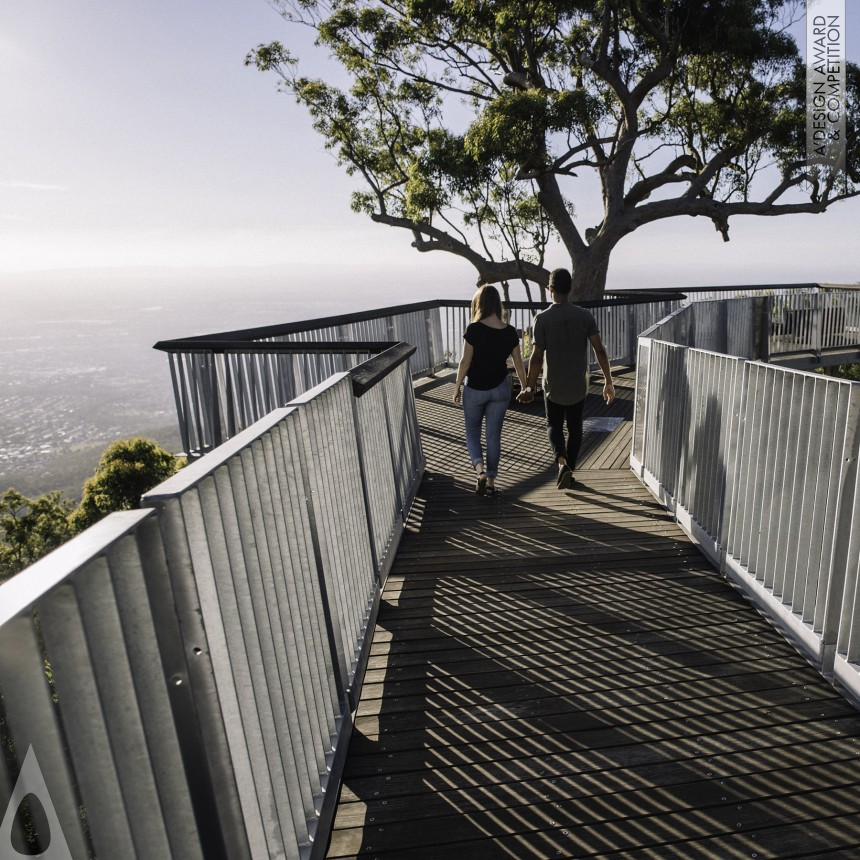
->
xmin=570 ymin=244 xmax=612 ymax=301
xmin=521 ymin=280 xmax=534 ymax=307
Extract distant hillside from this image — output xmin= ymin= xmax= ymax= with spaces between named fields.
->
xmin=1 ymin=423 xmax=182 ymax=500
xmin=0 ymin=265 xmax=462 ymax=500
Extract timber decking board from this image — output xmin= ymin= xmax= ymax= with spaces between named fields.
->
xmin=325 ymin=371 xmax=860 ymax=859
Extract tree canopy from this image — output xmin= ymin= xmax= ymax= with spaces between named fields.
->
xmin=70 ymin=437 xmax=183 ymax=533
xmin=0 ymin=438 xmax=184 ymax=581
xmin=250 ymin=0 xmax=860 ymax=299
xmin=0 ymin=489 xmax=74 ymax=583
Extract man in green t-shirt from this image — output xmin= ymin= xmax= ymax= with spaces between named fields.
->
xmin=517 ymin=268 xmax=615 ymax=489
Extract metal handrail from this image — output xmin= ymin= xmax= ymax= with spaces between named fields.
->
xmin=0 ymin=347 xmax=424 ymax=859
xmin=155 ymin=294 xmax=692 ymax=456
xmin=152 ymin=293 xmax=687 ymax=350
xmin=631 ymin=289 xmax=860 ymax=709
xmin=159 ymin=286 xmax=840 ymax=460
xmin=153 ymin=340 xmax=399 ymax=354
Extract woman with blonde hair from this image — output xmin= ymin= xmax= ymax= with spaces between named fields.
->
xmin=453 ymin=284 xmax=528 ymax=495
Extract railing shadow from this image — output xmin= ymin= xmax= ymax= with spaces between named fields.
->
xmin=330 ymin=467 xmax=856 ymax=857
xmin=324 ymin=374 xmax=860 ymax=857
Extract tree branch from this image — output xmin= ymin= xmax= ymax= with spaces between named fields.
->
xmin=624 ymin=154 xmax=698 ymax=205
xmin=534 ymin=172 xmax=587 ymax=256
xmin=370 ymin=211 xmax=549 ymax=284
xmin=683 ymin=145 xmax=745 ymax=199
xmin=629 ymin=190 xmax=860 ymax=241
xmin=552 ymin=136 xmax=617 ymax=173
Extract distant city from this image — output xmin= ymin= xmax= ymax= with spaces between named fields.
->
xmin=0 ymin=267 xmax=460 ymax=499
xmin=8 ymin=264 xmax=857 ymax=500
xmin=1 ymin=305 xmax=181 ymax=498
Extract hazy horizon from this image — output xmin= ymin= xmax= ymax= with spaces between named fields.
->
xmin=3 ymin=0 xmax=860 ymax=498
xmin=3 ymin=259 xmax=857 ymax=502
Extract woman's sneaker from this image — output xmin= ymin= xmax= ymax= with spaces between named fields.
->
xmin=475 ymin=472 xmax=488 ymax=495
xmin=557 ymin=465 xmax=573 ymax=490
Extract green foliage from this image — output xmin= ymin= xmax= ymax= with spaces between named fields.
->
xmin=0 ymin=437 xmax=185 ymax=580
xmin=464 ymin=89 xmax=599 ymax=167
xmin=829 ymin=363 xmax=860 ymax=383
xmin=0 ymin=489 xmax=74 ymax=582
xmin=70 ymin=438 xmax=184 ymax=534
xmin=254 ymin=0 xmax=860 ymax=298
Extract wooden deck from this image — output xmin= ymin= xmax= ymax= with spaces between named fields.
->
xmin=326 ymin=369 xmax=860 ymax=859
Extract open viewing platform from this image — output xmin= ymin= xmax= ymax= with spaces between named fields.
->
xmin=3 ymin=286 xmax=860 ymax=859
xmin=326 ymin=369 xmax=860 ymax=859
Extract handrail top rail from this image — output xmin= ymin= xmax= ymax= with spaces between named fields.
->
xmin=0 ymin=508 xmax=153 ymax=627
xmin=436 ymin=292 xmax=687 ymax=309
xmin=669 ymin=282 xmax=822 ymax=294
xmin=638 ymin=302 xmax=689 ymax=341
xmin=640 ymin=289 xmax=860 ymax=372
xmin=745 ymin=357 xmax=860 ymax=383
xmin=155 ymin=298 xmax=448 ymax=346
xmin=640 ymin=335 xmax=751 ymax=364
xmin=152 ymin=283 xmax=827 ymax=352
xmin=152 ymin=292 xmax=689 ymax=351
xmin=349 ymin=342 xmax=417 ymax=397
xmin=143 ymin=405 xmax=300 ymax=501
xmin=152 ymin=339 xmax=398 ymax=354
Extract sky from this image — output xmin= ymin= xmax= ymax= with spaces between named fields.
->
xmin=2 ymin=0 xmax=859 ymax=313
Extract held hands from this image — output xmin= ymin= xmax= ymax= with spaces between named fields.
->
xmin=516 ymin=388 xmax=535 ymax=404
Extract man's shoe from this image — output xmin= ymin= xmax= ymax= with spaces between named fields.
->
xmin=475 ymin=472 xmax=488 ymax=495
xmin=557 ymin=465 xmax=573 ymax=490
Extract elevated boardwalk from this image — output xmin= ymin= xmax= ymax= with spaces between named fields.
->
xmin=328 ymin=370 xmax=860 ymax=859
xmin=8 ymin=288 xmax=860 ymax=859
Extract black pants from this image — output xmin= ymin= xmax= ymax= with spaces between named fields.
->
xmin=545 ymin=396 xmax=585 ymax=467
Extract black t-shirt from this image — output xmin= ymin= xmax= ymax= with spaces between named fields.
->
xmin=463 ymin=322 xmax=519 ymax=390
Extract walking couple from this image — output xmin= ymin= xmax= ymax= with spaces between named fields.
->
xmin=452 ymin=268 xmax=615 ymax=495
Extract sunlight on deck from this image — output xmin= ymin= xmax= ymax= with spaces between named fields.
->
xmin=326 ymin=370 xmax=860 ymax=859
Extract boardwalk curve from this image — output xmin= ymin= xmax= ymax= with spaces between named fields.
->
xmin=327 ymin=371 xmax=860 ymax=859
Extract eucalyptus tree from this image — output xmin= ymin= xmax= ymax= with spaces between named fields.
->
xmin=0 ymin=489 xmax=74 ymax=581
xmin=250 ymin=1 xmax=859 ymax=299
xmin=70 ymin=438 xmax=184 ymax=533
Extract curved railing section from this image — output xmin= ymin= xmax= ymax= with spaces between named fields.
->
xmin=155 ymin=294 xmax=685 ymax=457
xmin=632 ymin=288 xmax=860 ymax=707
xmin=0 ymin=347 xmax=423 ymax=859
xmin=643 ymin=287 xmax=860 ymax=366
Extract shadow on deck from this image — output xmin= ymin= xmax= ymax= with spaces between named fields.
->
xmin=327 ymin=369 xmax=860 ymax=859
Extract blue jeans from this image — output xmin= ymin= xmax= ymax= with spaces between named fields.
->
xmin=463 ymin=379 xmax=510 ymax=478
